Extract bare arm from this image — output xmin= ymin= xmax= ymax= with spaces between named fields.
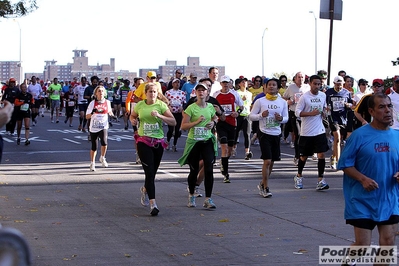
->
xmin=343 ymin=166 xmax=379 ymax=192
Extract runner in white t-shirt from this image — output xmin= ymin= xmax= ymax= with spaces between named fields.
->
xmin=74 ymin=77 xmax=89 ymax=131
xmin=85 ymin=85 xmax=115 ymax=172
xmin=294 ymin=75 xmax=329 ymax=190
xmin=27 ymin=76 xmax=43 ymax=126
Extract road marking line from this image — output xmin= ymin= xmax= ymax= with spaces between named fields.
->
xmin=63 ymin=138 xmax=81 ymax=144
xmin=158 ymin=169 xmax=180 ymax=178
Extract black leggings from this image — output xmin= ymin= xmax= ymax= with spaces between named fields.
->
xmin=90 ymin=129 xmax=108 ymax=151
xmin=137 ymin=142 xmax=164 ymax=200
xmin=234 ymin=116 xmax=249 ymax=148
xmin=289 ymin=110 xmax=300 ymax=159
xmin=167 ymin=112 xmax=182 ymax=145
xmin=187 ymin=139 xmax=215 ymax=198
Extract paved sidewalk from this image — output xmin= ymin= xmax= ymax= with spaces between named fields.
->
xmin=1 ymin=159 xmax=388 ymax=266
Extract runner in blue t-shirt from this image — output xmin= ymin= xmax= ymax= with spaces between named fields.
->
xmin=338 ymin=93 xmax=399 ymax=254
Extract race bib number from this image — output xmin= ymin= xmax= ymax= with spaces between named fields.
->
xmin=92 ymin=114 xmax=106 ymax=129
xmin=221 ymin=104 xmax=232 ymax=115
xmin=68 ymin=101 xmax=75 ymax=107
xmin=331 ymin=97 xmax=347 ymax=112
xmin=20 ymin=103 xmax=29 ymax=111
xmin=143 ymin=122 xmax=159 ymax=136
xmin=294 ymin=93 xmax=303 ymax=103
xmin=310 ymin=105 xmax=322 ymax=113
xmin=264 ymin=116 xmax=278 ymax=128
xmin=193 ymin=127 xmax=209 ymax=140
xmin=53 ymin=90 xmax=59 ymax=95
xmin=332 ymin=101 xmax=345 ymax=111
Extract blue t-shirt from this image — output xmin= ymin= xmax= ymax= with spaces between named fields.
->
xmin=181 ymin=82 xmax=197 ymax=103
xmin=62 ymin=85 xmax=70 ymax=94
xmin=251 ymin=92 xmax=265 ymax=105
xmin=337 ymin=124 xmax=399 ymax=221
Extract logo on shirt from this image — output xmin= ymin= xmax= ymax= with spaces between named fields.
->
xmin=374 ymin=142 xmax=390 ymax=153
xmin=311 ymin=98 xmax=322 ymax=103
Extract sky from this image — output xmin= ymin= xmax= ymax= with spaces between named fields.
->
xmin=0 ymin=0 xmax=398 ymax=84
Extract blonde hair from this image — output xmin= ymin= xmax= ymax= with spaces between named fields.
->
xmin=145 ymin=82 xmax=157 ymax=93
xmin=144 ymin=82 xmax=169 ymax=104
xmin=93 ymin=85 xmax=106 ymax=100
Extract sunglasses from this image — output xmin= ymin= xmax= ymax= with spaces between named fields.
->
xmin=373 ymin=84 xmax=383 ymax=87
xmin=359 ymin=83 xmax=367 ymax=86
xmin=176 ymin=72 xmax=182 ymax=75
xmin=150 ymin=77 xmax=156 ymax=79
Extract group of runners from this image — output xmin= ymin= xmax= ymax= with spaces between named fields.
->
xmin=3 ymin=69 xmax=399 ymax=262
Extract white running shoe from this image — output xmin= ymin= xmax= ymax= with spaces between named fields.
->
xmin=90 ymin=162 xmax=96 ymax=171
xmin=100 ymin=157 xmax=108 ymax=168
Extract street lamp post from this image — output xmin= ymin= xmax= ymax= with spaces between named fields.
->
xmin=309 ymin=11 xmax=317 ymax=74
xmin=261 ymin=27 xmax=268 ymax=77
xmin=14 ymin=19 xmax=22 ymax=83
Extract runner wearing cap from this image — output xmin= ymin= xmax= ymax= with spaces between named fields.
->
xmin=325 ymin=76 xmax=353 ymax=170
xmin=213 ymin=75 xmax=244 ymax=183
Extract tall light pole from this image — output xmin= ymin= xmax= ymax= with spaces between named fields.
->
xmin=14 ymin=19 xmax=22 ymax=83
xmin=261 ymin=27 xmax=268 ymax=77
xmin=309 ymin=11 xmax=317 ymax=74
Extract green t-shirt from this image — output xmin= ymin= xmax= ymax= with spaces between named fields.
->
xmin=185 ymin=103 xmax=215 ymax=140
xmin=48 ymin=84 xmax=62 ymax=100
xmin=134 ymin=99 xmax=168 ymax=139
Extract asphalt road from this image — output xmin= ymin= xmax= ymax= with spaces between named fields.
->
xmin=0 ymin=111 xmax=390 ymax=266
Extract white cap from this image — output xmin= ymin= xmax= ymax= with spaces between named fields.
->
xmin=220 ymin=75 xmax=231 ymax=82
xmin=333 ymin=76 xmax=344 ymax=83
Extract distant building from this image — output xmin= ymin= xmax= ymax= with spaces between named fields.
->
xmin=42 ymin=50 xmax=137 ymax=82
xmin=139 ymin=57 xmax=225 ymax=81
xmin=0 ymin=61 xmax=22 ymax=84
xmin=1 ymin=53 xmax=225 ymax=85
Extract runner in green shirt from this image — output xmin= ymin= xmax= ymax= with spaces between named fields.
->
xmin=129 ymin=82 xmax=176 ymax=216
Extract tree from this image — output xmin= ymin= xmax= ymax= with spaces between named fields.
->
xmin=0 ymin=0 xmax=37 ymax=18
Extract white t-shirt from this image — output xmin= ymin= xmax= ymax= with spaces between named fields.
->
xmin=283 ymin=83 xmax=310 ymax=112
xmin=389 ymin=91 xmax=399 ymax=130
xmin=249 ymin=96 xmax=288 ymax=136
xmin=27 ymin=83 xmax=42 ymax=100
xmin=353 ymin=90 xmax=372 ymax=105
xmin=295 ymin=90 xmax=326 ymax=136
xmin=86 ymin=100 xmax=112 ymax=133
xmin=210 ymin=81 xmax=222 ymax=97
xmin=74 ymin=85 xmax=88 ymax=104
